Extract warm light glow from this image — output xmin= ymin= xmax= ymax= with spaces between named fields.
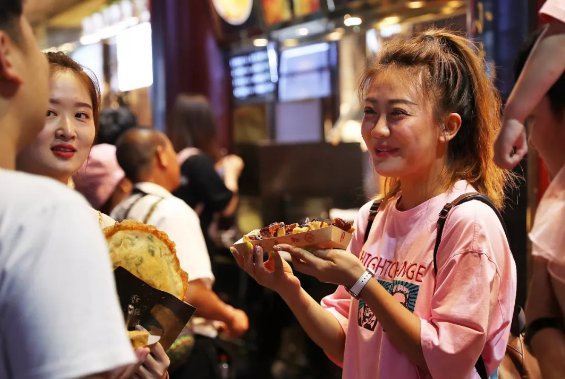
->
xmin=406 ymin=1 xmax=425 ymax=9
xmin=441 ymin=6 xmax=454 ymax=14
xmin=447 ymin=0 xmax=463 ymax=8
xmin=283 ymin=39 xmax=300 ymax=47
xmin=253 ymin=38 xmax=269 ymax=47
xmin=297 ymin=27 xmax=309 ymax=36
xmin=381 ymin=15 xmax=400 ymax=25
xmin=327 ymin=31 xmax=343 ymax=41
xmin=344 ymin=16 xmax=362 ymax=26
xmin=80 ymin=16 xmax=139 ymax=45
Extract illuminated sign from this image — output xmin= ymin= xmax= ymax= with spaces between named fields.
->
xmin=212 ymin=0 xmax=254 ymax=25
xmin=230 ymin=49 xmax=277 ymax=101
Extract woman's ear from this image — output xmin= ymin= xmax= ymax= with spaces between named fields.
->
xmin=439 ymin=113 xmax=462 ymax=143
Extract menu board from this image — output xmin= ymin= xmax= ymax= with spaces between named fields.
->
xmin=292 ymin=0 xmax=321 ymax=17
xmin=230 ymin=49 xmax=276 ymax=102
xmin=261 ymin=0 xmax=292 ymax=25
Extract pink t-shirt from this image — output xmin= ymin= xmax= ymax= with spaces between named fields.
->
xmin=321 ymin=181 xmax=517 ymax=379
xmin=530 ymin=165 xmax=565 ymax=311
xmin=541 ymin=0 xmax=565 ymax=23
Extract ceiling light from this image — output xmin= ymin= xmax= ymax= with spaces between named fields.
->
xmin=344 ymin=16 xmax=362 ymax=26
xmin=406 ymin=1 xmax=425 ymax=9
xmin=284 ymin=39 xmax=300 ymax=47
xmin=297 ymin=27 xmax=309 ymax=36
xmin=327 ymin=29 xmax=344 ymax=41
xmin=381 ymin=15 xmax=400 ymax=25
xmin=441 ymin=6 xmax=454 ymax=14
xmin=447 ymin=0 xmax=463 ymax=8
xmin=253 ymin=38 xmax=268 ymax=47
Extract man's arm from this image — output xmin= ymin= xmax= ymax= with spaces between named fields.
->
xmin=185 ymin=279 xmax=248 ymax=338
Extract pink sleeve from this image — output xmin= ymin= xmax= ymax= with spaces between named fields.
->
xmin=320 ymin=201 xmax=373 ymax=366
xmin=420 ymin=252 xmax=496 ymax=378
xmin=420 ymin=203 xmax=515 ymax=379
xmin=540 ymin=0 xmax=565 ymax=23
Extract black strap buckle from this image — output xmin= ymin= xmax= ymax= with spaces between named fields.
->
xmin=438 ymin=203 xmax=454 ymax=220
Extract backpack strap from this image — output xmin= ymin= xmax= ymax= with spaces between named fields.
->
xmin=433 ymin=192 xmax=507 ymax=276
xmin=120 ymin=188 xmax=164 ymax=223
xmin=364 ymin=199 xmax=384 ymax=244
xmin=433 ymin=192 xmax=514 ymax=379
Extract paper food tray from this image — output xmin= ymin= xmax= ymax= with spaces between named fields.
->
xmin=233 ymin=225 xmax=352 ymax=259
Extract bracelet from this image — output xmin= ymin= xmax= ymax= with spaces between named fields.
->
xmin=524 ymin=317 xmax=563 ymax=354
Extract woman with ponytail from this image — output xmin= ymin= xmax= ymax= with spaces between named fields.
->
xmin=231 ymin=30 xmax=517 ymax=379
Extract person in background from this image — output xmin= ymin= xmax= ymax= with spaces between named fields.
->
xmin=232 ymin=30 xmax=517 ymax=379
xmin=0 ymin=2 xmax=141 ymax=378
xmin=16 ymin=51 xmax=171 ymax=378
xmin=74 ymin=106 xmax=139 ymax=215
xmin=112 ymin=128 xmax=249 ymax=379
xmin=167 ymin=94 xmax=244 ymax=258
xmin=494 ymin=0 xmax=565 ymax=169
xmin=74 ymin=143 xmax=130 ymax=217
xmin=511 ymin=29 xmax=565 ymax=379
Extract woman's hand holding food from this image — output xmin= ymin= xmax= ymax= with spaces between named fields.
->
xmin=275 ymin=244 xmax=365 ymax=288
xmin=230 ymin=242 xmax=301 ymax=298
xmin=132 ymin=342 xmax=170 ymax=379
xmin=109 ymin=347 xmax=150 ymax=379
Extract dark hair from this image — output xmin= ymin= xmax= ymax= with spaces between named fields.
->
xmin=0 ymin=0 xmax=22 ymax=42
xmin=360 ymin=29 xmax=513 ymax=209
xmin=514 ymin=28 xmax=565 ymax=119
xmin=45 ymin=52 xmax=101 ymax=138
xmin=116 ymin=127 xmax=168 ymax=183
xmin=97 ymin=106 xmax=138 ymax=145
xmin=167 ymin=94 xmax=222 ymax=162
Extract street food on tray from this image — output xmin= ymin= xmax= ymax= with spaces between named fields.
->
xmin=243 ymin=218 xmax=355 ymax=242
xmin=104 ymin=220 xmax=189 ymax=300
xmin=128 ymin=330 xmax=149 ymax=348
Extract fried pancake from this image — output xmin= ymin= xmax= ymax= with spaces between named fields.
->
xmin=104 ymin=220 xmax=189 ymax=300
xmin=128 ymin=330 xmax=149 ymax=348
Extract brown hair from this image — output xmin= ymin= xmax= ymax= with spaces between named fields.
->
xmin=167 ymin=94 xmax=222 ymax=163
xmin=45 ymin=51 xmax=101 ymax=139
xmin=360 ymin=29 xmax=514 ymax=209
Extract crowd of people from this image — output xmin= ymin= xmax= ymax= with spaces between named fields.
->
xmin=1 ymin=0 xmax=565 ymax=378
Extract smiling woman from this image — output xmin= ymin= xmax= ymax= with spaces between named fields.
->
xmin=14 ymin=51 xmax=172 ymax=379
xmin=16 ymin=51 xmax=100 ymax=184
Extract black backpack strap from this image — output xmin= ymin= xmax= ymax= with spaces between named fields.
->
xmin=433 ymin=192 xmax=507 ymax=276
xmin=364 ymin=199 xmax=384 ymax=244
xmin=433 ymin=192 xmax=510 ymax=379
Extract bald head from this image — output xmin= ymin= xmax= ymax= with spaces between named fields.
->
xmin=116 ymin=128 xmax=173 ymax=184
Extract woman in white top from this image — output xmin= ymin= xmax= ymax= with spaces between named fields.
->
xmin=16 ymin=51 xmax=170 ymax=379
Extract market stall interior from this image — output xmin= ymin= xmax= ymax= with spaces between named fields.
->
xmin=30 ymin=0 xmax=534 ymax=378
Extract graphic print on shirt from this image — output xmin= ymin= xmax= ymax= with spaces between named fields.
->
xmin=358 ymin=299 xmax=378 ymax=331
xmin=356 ymin=250 xmax=424 ymax=332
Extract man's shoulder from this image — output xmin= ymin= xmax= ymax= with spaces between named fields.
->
xmin=0 ymin=170 xmax=89 ymax=215
xmin=161 ymin=195 xmax=200 ymax=219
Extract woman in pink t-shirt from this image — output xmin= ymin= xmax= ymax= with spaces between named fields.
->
xmin=231 ymin=30 xmax=517 ymax=379
xmin=512 ymin=23 xmax=565 ymax=379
